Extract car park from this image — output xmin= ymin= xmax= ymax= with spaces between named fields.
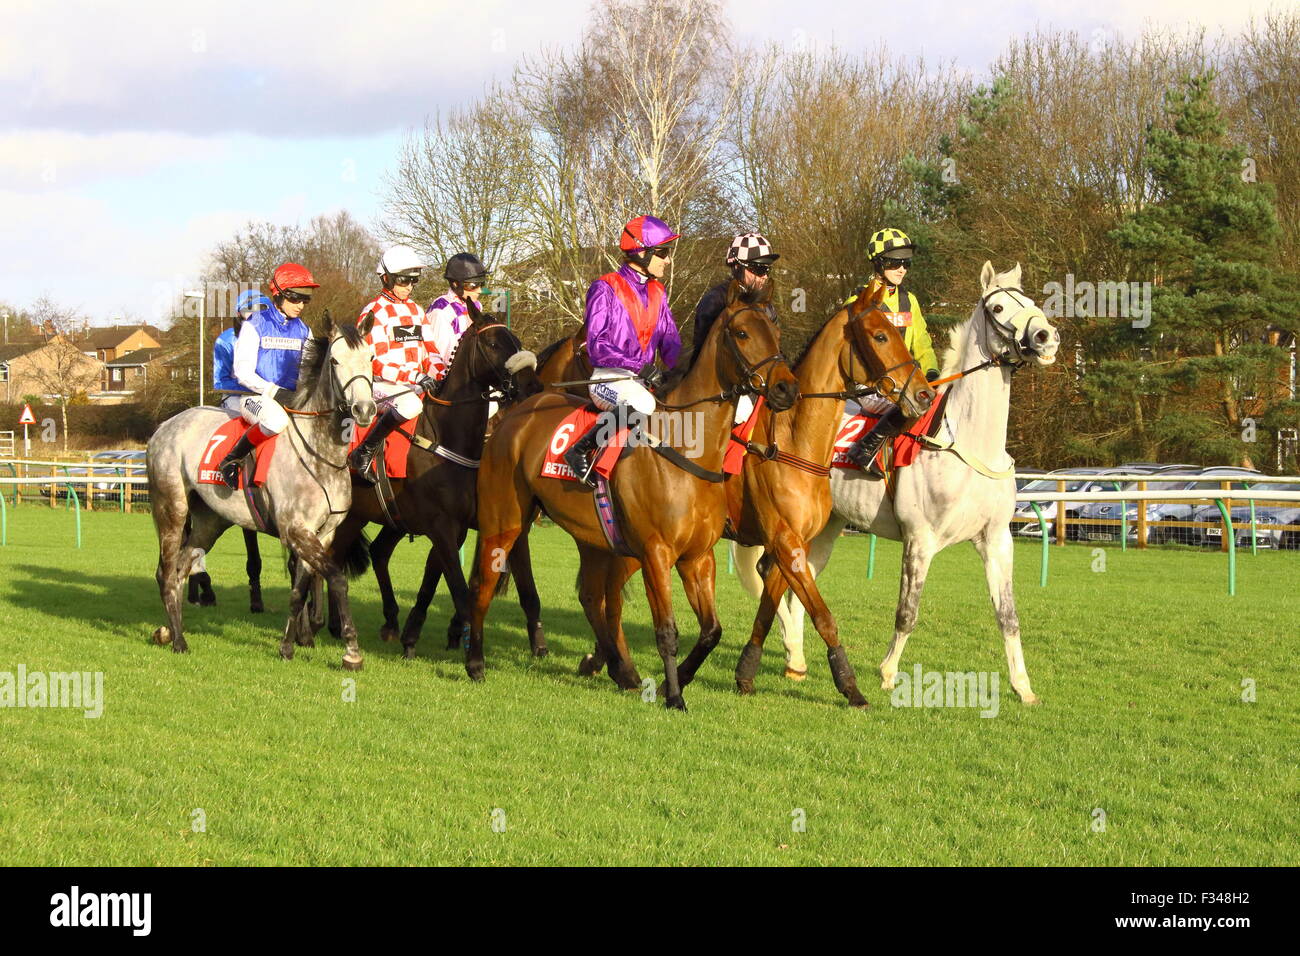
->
xmin=1187 ymin=480 xmax=1300 ymax=549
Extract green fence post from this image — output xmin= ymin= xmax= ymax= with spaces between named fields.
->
xmin=0 ymin=462 xmax=15 ymax=505
xmin=1 ymin=485 xmax=6 ymax=545
xmin=1214 ymin=499 xmax=1235 ymax=596
xmin=867 ymin=533 xmax=877 ymax=580
xmin=64 ymin=482 xmax=81 ymax=548
xmin=1030 ymin=502 xmax=1049 ymax=587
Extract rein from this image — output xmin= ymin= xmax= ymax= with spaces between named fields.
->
xmin=657 ymin=305 xmax=787 ymax=411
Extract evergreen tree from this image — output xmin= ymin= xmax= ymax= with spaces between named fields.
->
xmin=1095 ymin=72 xmax=1299 ymax=466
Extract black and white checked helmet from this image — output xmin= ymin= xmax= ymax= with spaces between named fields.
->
xmin=726 ymin=232 xmax=780 ymax=267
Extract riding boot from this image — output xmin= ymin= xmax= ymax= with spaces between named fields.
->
xmin=564 ymin=405 xmax=626 ymax=488
xmin=218 ymin=431 xmax=257 ymax=490
xmin=348 ymin=408 xmax=406 ymax=485
xmin=845 ymin=405 xmax=907 ymax=479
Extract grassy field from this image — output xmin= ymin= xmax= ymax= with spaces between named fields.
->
xmin=1 ymin=503 xmax=1295 ymax=866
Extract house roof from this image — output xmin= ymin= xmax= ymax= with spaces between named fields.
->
xmin=106 ymin=348 xmax=165 ymax=367
xmin=0 ymin=343 xmax=42 ymax=363
xmin=82 ymin=324 xmax=165 ymax=350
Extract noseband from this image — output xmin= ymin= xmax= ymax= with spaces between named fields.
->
xmin=979 ymin=286 xmax=1048 ymax=367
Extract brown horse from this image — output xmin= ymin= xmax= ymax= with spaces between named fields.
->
xmin=466 ymin=283 xmax=799 ymax=710
xmin=710 ymin=278 xmax=934 ymax=701
xmin=533 ymin=325 xmax=591 ymax=399
xmin=317 ymin=307 xmax=545 ymax=657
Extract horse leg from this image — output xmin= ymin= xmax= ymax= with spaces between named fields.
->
xmin=734 ymin=559 xmax=787 ymax=695
xmin=974 ymin=525 xmax=1039 ymax=704
xmin=778 ymin=518 xmax=840 ymax=679
xmin=880 ymin=533 xmax=937 ymax=691
xmin=574 ymin=545 xmax=615 ymax=681
xmin=281 ymin=562 xmax=316 ymax=660
xmin=640 ymin=542 xmax=685 ymax=711
xmin=283 ymin=527 xmax=363 ymax=671
xmin=151 ymin=486 xmax=191 ymax=653
xmin=401 ymin=541 xmax=445 ymax=659
xmin=297 ymin=573 xmax=320 ymax=647
xmin=369 ymin=524 xmax=403 ymax=643
xmin=466 ymin=521 xmax=525 ymax=682
xmin=244 ymin=528 xmax=264 ymax=613
xmin=601 ymin=555 xmax=642 ymax=691
xmin=507 ymin=527 xmax=547 ymax=658
xmin=673 ymin=550 xmax=722 ymax=690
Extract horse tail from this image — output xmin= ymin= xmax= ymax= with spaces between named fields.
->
xmin=494 ymin=555 xmax=511 ymax=596
xmin=343 ymin=531 xmax=372 ymax=579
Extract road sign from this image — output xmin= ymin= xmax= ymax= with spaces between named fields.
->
xmin=18 ymin=404 xmax=35 ymax=425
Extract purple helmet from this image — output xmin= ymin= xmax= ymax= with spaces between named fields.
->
xmin=620 ymin=215 xmax=681 ymax=252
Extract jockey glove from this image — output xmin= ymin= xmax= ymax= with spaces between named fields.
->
xmin=639 ymin=363 xmax=666 ymax=392
xmin=273 ymin=387 xmax=295 ymax=406
xmin=416 ymin=374 xmax=438 ymax=396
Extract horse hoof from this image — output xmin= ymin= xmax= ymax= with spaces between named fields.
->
xmin=531 ymin=644 xmax=549 ymax=659
xmin=379 ymin=627 xmax=398 ymax=643
xmin=577 ymin=654 xmax=603 ymax=677
xmin=296 ymin=635 xmax=316 ymax=648
xmin=664 ymin=695 xmax=687 ymax=711
xmin=784 ymin=667 xmax=807 ymax=681
xmin=171 ymin=643 xmax=189 ymax=655
xmin=1020 ymin=692 xmax=1042 ymax=706
xmin=152 ymin=626 xmax=172 ymax=645
xmin=250 ymin=601 xmax=265 ymax=614
xmin=846 ymin=690 xmax=870 ymax=709
xmin=402 ymin=646 xmax=416 ymax=660
xmin=735 ymin=678 xmax=755 ymax=696
xmin=342 ymin=656 xmax=363 ymax=672
xmin=466 ymin=662 xmax=485 ymax=682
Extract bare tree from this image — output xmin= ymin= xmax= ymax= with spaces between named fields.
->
xmin=26 ymin=296 xmax=101 ymax=453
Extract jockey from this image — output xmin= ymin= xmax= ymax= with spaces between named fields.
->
xmin=215 ymin=264 xmax=316 ymax=489
xmin=690 ymin=231 xmax=779 ymax=364
xmin=348 ymin=244 xmax=433 ymax=483
xmin=213 ymin=289 xmax=274 ymax=410
xmin=425 ymin=252 xmax=490 ymax=378
xmin=563 ymin=214 xmax=682 ymax=486
xmin=842 ymin=228 xmax=940 ymax=477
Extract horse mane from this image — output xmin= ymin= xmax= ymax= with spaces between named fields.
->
xmin=534 ymin=331 xmax=576 ymax=370
xmin=941 ymin=263 xmax=1020 ymax=376
xmin=294 ymin=337 xmax=329 ymax=400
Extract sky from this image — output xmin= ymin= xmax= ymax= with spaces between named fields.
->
xmin=0 ymin=0 xmax=1288 ymax=327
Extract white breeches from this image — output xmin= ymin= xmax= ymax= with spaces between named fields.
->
xmin=847 ymin=392 xmax=895 ymax=417
xmin=373 ymin=379 xmax=424 ymax=421
xmin=589 ymin=367 xmax=656 ymax=415
xmin=237 ymin=394 xmax=289 ymax=435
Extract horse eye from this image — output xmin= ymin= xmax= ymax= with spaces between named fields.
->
xmin=735 ymin=329 xmax=748 ymax=339
xmin=875 ymin=332 xmax=888 ymax=343
xmin=993 ymin=304 xmax=1003 ymax=313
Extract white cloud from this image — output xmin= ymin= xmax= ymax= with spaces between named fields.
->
xmin=0 ymin=130 xmax=227 ymax=189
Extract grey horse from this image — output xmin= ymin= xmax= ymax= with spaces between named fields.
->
xmin=146 ymin=312 xmax=377 ymax=669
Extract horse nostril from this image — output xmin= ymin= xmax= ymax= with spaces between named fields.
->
xmin=1035 ymin=330 xmax=1049 ymax=344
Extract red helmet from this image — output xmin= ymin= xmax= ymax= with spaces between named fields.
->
xmin=269 ymin=262 xmax=320 ymax=296
xmin=619 ymin=215 xmax=680 ymax=253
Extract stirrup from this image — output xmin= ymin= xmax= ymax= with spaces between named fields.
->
xmin=565 ymin=448 xmax=597 ymax=488
xmin=219 ymin=458 xmax=242 ymax=490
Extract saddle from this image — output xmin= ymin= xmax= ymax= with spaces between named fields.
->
xmin=197 ymin=419 xmax=277 ymax=488
xmin=541 ymin=406 xmax=633 ymax=483
xmin=831 ymin=389 xmax=949 ymax=474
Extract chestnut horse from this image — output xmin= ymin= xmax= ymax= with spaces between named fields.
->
xmin=467 ymin=284 xmax=799 ymax=709
xmin=719 ymin=279 xmax=934 ymax=702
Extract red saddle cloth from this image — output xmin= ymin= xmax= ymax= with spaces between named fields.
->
xmin=541 ymin=406 xmax=630 ymax=482
xmin=831 ymin=390 xmax=946 ymax=471
xmin=724 ymin=397 xmax=766 ymax=475
xmin=347 ymin=421 xmax=412 ymax=479
xmin=196 ymin=419 xmax=278 ymax=488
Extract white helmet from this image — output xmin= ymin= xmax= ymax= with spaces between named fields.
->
xmin=376 ymin=245 xmax=424 ymax=276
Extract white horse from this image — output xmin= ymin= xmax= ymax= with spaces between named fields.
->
xmin=733 ymin=262 xmax=1060 ymax=702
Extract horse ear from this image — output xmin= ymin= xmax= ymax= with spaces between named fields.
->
xmin=466 ymin=296 xmax=483 ymax=324
xmin=1009 ymin=262 xmax=1023 ymax=288
xmin=725 ymin=280 xmax=742 ymax=306
xmin=980 ymin=261 xmax=995 ymax=293
xmin=321 ymin=309 xmax=334 ymax=336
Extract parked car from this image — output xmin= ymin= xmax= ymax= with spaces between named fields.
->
xmin=1012 ymin=468 xmax=1126 ymax=537
xmin=1071 ymin=464 xmax=1204 ymax=542
xmin=1187 ymin=481 xmax=1300 ymax=549
xmin=1132 ymin=467 xmax=1262 ymax=544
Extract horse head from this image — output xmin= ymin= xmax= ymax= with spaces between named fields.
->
xmin=460 ymin=297 xmax=542 ymax=405
xmin=720 ymin=281 xmax=799 ymax=411
xmin=845 ymin=278 xmax=934 ymax=418
xmin=324 ymin=310 xmax=376 ymax=427
xmin=978 ymin=262 xmax=1060 ymax=367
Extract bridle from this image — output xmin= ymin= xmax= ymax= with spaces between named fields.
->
xmin=659 ymin=305 xmax=789 ymax=409
xmin=284 ymin=334 xmax=375 ymax=419
xmin=426 ymin=322 xmax=527 ymax=407
xmin=978 ymin=286 xmax=1045 ymax=369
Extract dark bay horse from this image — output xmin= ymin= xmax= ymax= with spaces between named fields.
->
xmin=320 ymin=305 xmax=544 ymax=657
xmin=146 ymin=313 xmax=377 ymax=668
xmin=466 ymin=283 xmax=799 ymax=710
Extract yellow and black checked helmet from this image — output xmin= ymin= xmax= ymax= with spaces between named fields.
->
xmin=867 ymin=228 xmax=915 ymax=262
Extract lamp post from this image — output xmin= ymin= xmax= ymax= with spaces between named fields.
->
xmin=183 ymin=288 xmax=206 ymax=406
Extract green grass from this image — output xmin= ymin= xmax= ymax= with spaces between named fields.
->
xmin=1 ymin=503 xmax=1295 ymax=865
